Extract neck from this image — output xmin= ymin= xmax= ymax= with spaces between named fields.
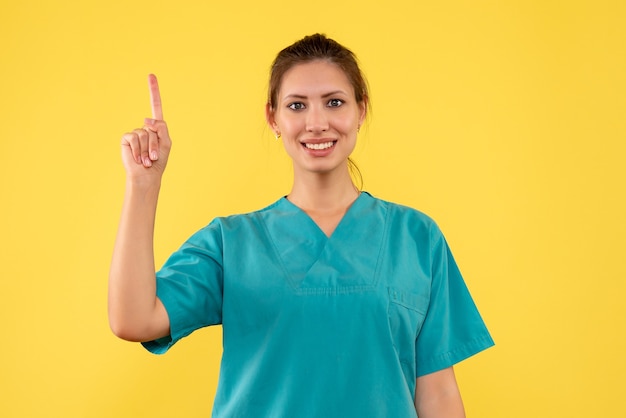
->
xmin=287 ymin=166 xmax=359 ymax=213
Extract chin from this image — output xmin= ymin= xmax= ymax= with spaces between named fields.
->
xmin=299 ymin=161 xmax=349 ymax=176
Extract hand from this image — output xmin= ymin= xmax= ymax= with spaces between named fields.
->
xmin=120 ymin=74 xmax=172 ymax=182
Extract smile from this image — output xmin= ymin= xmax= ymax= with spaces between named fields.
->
xmin=303 ymin=141 xmax=336 ymax=150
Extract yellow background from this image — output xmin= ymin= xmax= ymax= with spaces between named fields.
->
xmin=1 ymin=0 xmax=624 ymax=416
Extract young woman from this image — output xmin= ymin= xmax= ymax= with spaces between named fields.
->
xmin=109 ymin=34 xmax=494 ymax=418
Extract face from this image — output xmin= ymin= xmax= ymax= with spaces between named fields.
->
xmin=267 ymin=60 xmax=367 ymax=177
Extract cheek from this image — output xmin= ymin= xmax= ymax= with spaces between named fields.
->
xmin=277 ymin=116 xmax=301 ymax=136
xmin=338 ymin=115 xmax=359 ymax=134
xmin=341 ymin=109 xmax=361 ymax=128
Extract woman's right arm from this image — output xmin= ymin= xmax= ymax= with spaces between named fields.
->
xmin=108 ymin=74 xmax=172 ymax=342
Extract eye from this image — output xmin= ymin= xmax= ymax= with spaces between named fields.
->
xmin=328 ymin=98 xmax=344 ymax=108
xmin=288 ymin=102 xmax=306 ymax=111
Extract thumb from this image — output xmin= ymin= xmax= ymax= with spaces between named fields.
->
xmin=144 ymin=117 xmax=158 ymax=131
xmin=144 ymin=118 xmax=170 ymax=139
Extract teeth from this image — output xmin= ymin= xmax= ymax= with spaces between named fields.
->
xmin=305 ymin=141 xmax=334 ymax=150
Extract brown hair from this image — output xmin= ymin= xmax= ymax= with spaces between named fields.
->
xmin=268 ymin=33 xmax=369 ymax=111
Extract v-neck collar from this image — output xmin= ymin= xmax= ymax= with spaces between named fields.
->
xmin=280 ymin=192 xmax=367 ymax=240
xmin=259 ymin=192 xmax=389 ymax=293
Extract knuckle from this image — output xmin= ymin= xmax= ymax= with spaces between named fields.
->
xmin=133 ymin=128 xmax=148 ymax=140
xmin=122 ymin=132 xmax=137 ymax=144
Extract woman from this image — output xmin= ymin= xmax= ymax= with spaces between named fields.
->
xmin=109 ymin=34 xmax=494 ymax=417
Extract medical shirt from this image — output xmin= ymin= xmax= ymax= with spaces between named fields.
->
xmin=143 ymin=192 xmax=494 ymax=417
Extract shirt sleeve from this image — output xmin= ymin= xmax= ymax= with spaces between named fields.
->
xmin=142 ymin=219 xmax=224 ymax=354
xmin=415 ymin=229 xmax=494 ymax=376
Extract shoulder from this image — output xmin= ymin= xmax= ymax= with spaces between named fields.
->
xmin=364 ymin=192 xmax=443 ymax=239
xmin=193 ymin=197 xmax=287 ymax=235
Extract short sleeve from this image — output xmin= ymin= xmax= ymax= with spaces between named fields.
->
xmin=415 ymin=231 xmax=494 ymax=376
xmin=142 ymin=220 xmax=224 ymax=354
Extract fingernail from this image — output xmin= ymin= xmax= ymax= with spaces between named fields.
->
xmin=150 ymin=151 xmax=158 ymax=160
xmin=143 ymin=157 xmax=152 ymax=167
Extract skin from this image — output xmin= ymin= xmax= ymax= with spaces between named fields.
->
xmin=110 ymin=69 xmax=466 ymax=417
xmin=415 ymin=367 xmax=466 ymax=417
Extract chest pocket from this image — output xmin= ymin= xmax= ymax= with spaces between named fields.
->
xmin=387 ymin=287 xmax=429 ymax=374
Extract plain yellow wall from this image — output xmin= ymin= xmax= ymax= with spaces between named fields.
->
xmin=1 ymin=0 xmax=624 ymax=417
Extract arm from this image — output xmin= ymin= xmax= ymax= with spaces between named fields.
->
xmin=414 ymin=367 xmax=466 ymax=418
xmin=108 ymin=74 xmax=173 ymax=342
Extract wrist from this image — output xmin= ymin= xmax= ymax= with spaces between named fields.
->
xmin=125 ymin=174 xmax=161 ymax=189
xmin=124 ymin=177 xmax=162 ymax=201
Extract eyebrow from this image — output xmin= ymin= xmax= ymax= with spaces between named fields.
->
xmin=283 ymin=90 xmax=348 ymax=101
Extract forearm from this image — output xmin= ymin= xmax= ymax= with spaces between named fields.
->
xmin=108 ymin=180 xmax=163 ymax=341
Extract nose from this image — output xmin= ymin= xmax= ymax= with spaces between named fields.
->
xmin=305 ymin=105 xmax=329 ymax=132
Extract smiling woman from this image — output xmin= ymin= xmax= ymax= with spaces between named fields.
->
xmin=266 ymin=60 xmax=366 ymax=190
xmin=108 ymin=33 xmax=494 ymax=418
xmin=267 ymin=33 xmax=369 ymax=192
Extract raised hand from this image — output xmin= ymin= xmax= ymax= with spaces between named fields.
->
xmin=110 ymin=75 xmax=173 ymax=343
xmin=121 ymin=74 xmax=172 ymax=181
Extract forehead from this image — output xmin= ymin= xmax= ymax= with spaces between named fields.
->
xmin=279 ymin=60 xmax=353 ymax=98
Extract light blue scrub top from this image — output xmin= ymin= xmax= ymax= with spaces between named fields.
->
xmin=143 ymin=192 xmax=494 ymax=417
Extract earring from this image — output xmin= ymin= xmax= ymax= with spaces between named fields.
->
xmin=275 ymin=132 xmax=281 ymax=140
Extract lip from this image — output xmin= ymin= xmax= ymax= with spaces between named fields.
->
xmin=299 ymin=137 xmax=337 ymax=145
xmin=300 ymin=139 xmax=337 ymax=156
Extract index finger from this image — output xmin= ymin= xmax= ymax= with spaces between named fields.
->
xmin=148 ymin=74 xmax=163 ymax=120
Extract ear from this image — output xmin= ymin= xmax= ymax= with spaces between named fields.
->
xmin=358 ymin=95 xmax=368 ymax=126
xmin=265 ymin=102 xmax=277 ymax=130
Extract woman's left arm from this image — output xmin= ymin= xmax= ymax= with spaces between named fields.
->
xmin=414 ymin=367 xmax=466 ymax=418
